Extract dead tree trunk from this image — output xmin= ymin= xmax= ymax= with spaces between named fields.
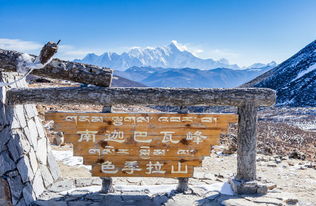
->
xmin=0 ymin=49 xmax=112 ymax=87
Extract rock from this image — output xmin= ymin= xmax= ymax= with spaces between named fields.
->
xmin=32 ymin=200 xmax=68 ymax=206
xmin=23 ymin=183 xmax=36 ymax=205
xmin=285 ymin=198 xmax=298 ymax=205
xmin=6 ymin=171 xmax=24 ymax=205
xmin=32 ymin=169 xmax=45 ymax=198
xmin=91 ymin=178 xmax=102 ymax=185
xmin=75 ymin=178 xmax=94 ymax=187
xmin=14 ymin=105 xmax=27 ymax=128
xmin=191 ymin=186 xmax=206 ymax=196
xmin=68 ymin=200 xmax=95 ymax=206
xmin=267 ymin=183 xmax=277 ymax=190
xmin=17 ymin=131 xmax=31 ymax=154
xmin=29 ymin=148 xmax=39 ymax=173
xmin=257 ymin=184 xmax=268 ymax=194
xmin=15 ymin=198 xmax=26 ymax=206
xmin=204 ymin=191 xmax=220 ymax=200
xmin=244 ymin=196 xmax=284 ymax=205
xmin=11 ymin=116 xmax=20 ymax=129
xmin=229 ymin=179 xmax=268 ymax=195
xmin=165 ymin=194 xmax=201 ymax=206
xmin=47 ymin=151 xmax=60 ymax=181
xmin=36 ymin=138 xmax=47 ymax=165
xmin=40 ymin=165 xmax=54 ymax=188
xmin=17 ymin=156 xmax=34 ymax=183
xmin=35 ymin=117 xmax=46 ymax=138
xmin=24 ymin=104 xmax=37 ymax=119
xmin=289 ymin=150 xmax=306 ymax=160
xmin=7 ymin=136 xmax=23 ymax=162
xmin=287 ymin=161 xmax=295 ymax=166
xmin=153 ymin=194 xmax=169 ymax=206
xmin=24 ymin=127 xmax=38 ymax=150
xmin=27 ymin=118 xmax=39 ymax=144
xmin=0 ymin=127 xmax=11 ymax=153
xmin=267 ymin=163 xmax=277 ymax=167
xmin=275 ymin=158 xmax=282 ymax=164
xmin=48 ymin=179 xmax=75 ymax=193
xmin=53 ymin=132 xmax=64 ymax=146
xmin=0 ymin=177 xmax=12 ymax=206
xmin=221 ymin=198 xmax=257 ymax=206
xmin=0 ymin=150 xmax=16 ymax=175
xmin=256 ymin=156 xmax=268 ymax=162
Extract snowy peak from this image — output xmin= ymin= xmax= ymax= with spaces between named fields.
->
xmin=167 ymin=40 xmax=186 ymax=52
xmin=247 ymin=61 xmax=277 ymax=69
xmin=74 ymin=41 xmax=239 ymax=70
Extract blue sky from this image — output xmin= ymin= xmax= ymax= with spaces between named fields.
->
xmin=0 ymin=0 xmax=315 ymax=66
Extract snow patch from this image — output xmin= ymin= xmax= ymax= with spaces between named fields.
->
xmin=51 ymin=149 xmax=91 ymax=170
xmin=59 ymin=182 xmax=234 ymax=196
xmin=292 ymin=63 xmax=316 ymax=82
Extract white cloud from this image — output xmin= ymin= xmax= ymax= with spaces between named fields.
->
xmin=0 ymin=38 xmax=42 ymax=52
xmin=57 ymin=45 xmax=104 ymax=60
xmin=0 ymin=38 xmax=103 ymax=60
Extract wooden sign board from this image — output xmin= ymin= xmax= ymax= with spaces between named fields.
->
xmin=46 ymin=112 xmax=237 ymax=177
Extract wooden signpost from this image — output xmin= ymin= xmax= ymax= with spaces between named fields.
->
xmin=46 ymin=112 xmax=237 ymax=178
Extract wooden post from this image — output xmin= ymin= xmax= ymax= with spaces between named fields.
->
xmin=99 ymin=106 xmax=115 ymax=193
xmin=99 ymin=66 xmax=114 ymax=193
xmin=229 ymin=102 xmax=268 ymax=194
xmin=236 ymin=102 xmax=257 ymax=181
xmin=176 ymin=106 xmax=190 ymax=192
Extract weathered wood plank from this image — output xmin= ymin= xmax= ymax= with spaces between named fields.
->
xmin=8 ymin=87 xmax=276 ymax=106
xmin=0 ymin=48 xmax=113 ymax=87
xmin=91 ymin=159 xmax=200 ymax=177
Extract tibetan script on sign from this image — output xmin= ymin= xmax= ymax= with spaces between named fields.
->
xmin=46 ymin=112 xmax=237 ymax=177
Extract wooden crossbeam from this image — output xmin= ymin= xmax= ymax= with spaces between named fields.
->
xmin=7 ymin=87 xmax=276 ymax=106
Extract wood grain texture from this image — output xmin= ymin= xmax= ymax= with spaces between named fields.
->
xmin=7 ymin=87 xmax=276 ymax=106
xmin=0 ymin=48 xmax=112 ymax=87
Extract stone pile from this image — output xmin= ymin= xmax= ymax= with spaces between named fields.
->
xmin=0 ymin=72 xmax=60 ymax=206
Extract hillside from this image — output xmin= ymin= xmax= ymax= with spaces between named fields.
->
xmin=242 ymin=40 xmax=316 ymax=107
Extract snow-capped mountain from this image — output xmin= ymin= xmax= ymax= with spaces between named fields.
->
xmin=115 ymin=64 xmax=272 ymax=88
xmin=242 ymin=40 xmax=316 ymax=107
xmin=74 ymin=41 xmax=240 ymax=70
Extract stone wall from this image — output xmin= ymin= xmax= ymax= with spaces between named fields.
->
xmin=0 ymin=72 xmax=60 ymax=206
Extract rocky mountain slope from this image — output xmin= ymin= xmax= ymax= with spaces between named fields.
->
xmin=111 ymin=75 xmax=146 ymax=87
xmin=242 ymin=40 xmax=316 ymax=107
xmin=74 ymin=41 xmax=240 ymax=70
xmin=115 ymin=65 xmax=272 ymax=88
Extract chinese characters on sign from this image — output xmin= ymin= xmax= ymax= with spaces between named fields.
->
xmin=46 ymin=112 xmax=237 ymax=177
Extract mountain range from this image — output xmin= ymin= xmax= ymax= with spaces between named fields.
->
xmin=75 ymin=39 xmax=316 ymax=107
xmin=115 ymin=65 xmax=273 ymax=88
xmin=74 ymin=41 xmax=243 ymax=70
xmin=243 ymin=40 xmax=316 ymax=107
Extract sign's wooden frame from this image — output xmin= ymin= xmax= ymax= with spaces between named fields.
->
xmin=1 ymin=43 xmax=276 ymax=195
